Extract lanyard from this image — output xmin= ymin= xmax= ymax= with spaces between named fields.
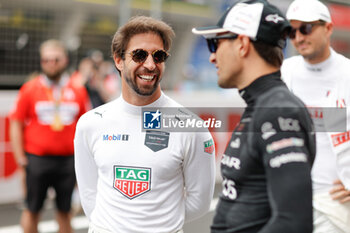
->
xmin=43 ymin=82 xmax=65 ymax=131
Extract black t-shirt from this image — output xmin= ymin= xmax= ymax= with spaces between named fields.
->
xmin=211 ymin=71 xmax=316 ymax=233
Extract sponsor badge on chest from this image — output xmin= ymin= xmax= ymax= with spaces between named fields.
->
xmin=113 ymin=166 xmax=151 ymax=199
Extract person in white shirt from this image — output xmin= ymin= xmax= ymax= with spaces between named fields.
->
xmin=74 ymin=16 xmax=216 ymax=233
xmin=281 ymin=0 xmax=350 ymax=232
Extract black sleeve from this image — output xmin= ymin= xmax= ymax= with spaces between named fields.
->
xmin=252 ymin=106 xmax=315 ymax=233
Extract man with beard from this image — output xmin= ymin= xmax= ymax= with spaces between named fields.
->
xmin=9 ymin=39 xmax=89 ymax=233
xmin=74 ymin=16 xmax=215 ymax=233
xmin=281 ymin=0 xmax=350 ymax=232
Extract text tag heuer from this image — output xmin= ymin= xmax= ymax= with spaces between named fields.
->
xmin=113 ymin=166 xmax=151 ymax=199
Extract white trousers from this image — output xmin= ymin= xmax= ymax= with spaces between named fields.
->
xmin=313 ymin=192 xmax=350 ymax=233
xmin=88 ymin=222 xmax=184 ymax=233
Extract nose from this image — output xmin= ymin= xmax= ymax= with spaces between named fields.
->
xmin=143 ymin=54 xmax=156 ymax=70
xmin=209 ymin=53 xmax=216 ymax=64
xmin=294 ymin=29 xmax=305 ymax=42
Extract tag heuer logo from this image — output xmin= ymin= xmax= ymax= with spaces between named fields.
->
xmin=204 ymin=139 xmax=214 ymax=154
xmin=113 ymin=166 xmax=151 ymax=199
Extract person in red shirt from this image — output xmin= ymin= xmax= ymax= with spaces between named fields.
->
xmin=9 ymin=39 xmax=89 ymax=233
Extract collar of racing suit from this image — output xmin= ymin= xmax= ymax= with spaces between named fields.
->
xmin=239 ymin=70 xmax=285 ymax=106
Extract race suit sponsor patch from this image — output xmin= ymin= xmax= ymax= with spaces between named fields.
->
xmin=221 ymin=154 xmax=241 ymax=170
xmin=278 ymin=117 xmax=300 ymax=131
xmin=261 ymin=122 xmax=276 ymax=140
xmin=269 ymin=152 xmax=307 ymax=168
xmin=144 ymin=130 xmax=169 ymax=152
xmin=266 ymin=137 xmax=304 ymax=153
xmin=204 ymin=139 xmax=214 ymax=154
xmin=331 ymin=131 xmax=350 ymax=147
xmin=113 ymin=166 xmax=151 ymax=199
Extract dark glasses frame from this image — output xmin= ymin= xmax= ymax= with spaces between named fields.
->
xmin=41 ymin=58 xmax=62 ymax=64
xmin=206 ymin=34 xmax=239 ymax=53
xmin=125 ymin=49 xmax=169 ymax=64
xmin=289 ymin=22 xmax=325 ymax=39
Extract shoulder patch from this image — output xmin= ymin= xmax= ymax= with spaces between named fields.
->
xmin=204 ymin=139 xmax=215 ymax=154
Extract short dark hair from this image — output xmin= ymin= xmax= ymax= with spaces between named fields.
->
xmin=111 ymin=16 xmax=175 ymax=59
xmin=252 ymin=40 xmax=284 ymax=67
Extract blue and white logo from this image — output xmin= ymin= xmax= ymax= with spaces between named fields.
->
xmin=143 ymin=110 xmax=162 ymax=129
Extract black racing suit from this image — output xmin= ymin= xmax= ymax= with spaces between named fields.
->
xmin=211 ymin=71 xmax=316 ymax=233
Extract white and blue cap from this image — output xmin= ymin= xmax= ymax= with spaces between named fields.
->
xmin=286 ymin=0 xmax=332 ymax=23
xmin=192 ymin=0 xmax=291 ymax=48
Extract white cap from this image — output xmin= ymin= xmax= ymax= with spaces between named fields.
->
xmin=286 ymin=0 xmax=332 ymax=23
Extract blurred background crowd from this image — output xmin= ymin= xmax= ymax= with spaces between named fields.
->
xmin=1 ymin=0 xmax=350 ymax=92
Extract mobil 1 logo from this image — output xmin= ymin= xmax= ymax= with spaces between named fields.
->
xmin=113 ymin=165 xmax=151 ymax=199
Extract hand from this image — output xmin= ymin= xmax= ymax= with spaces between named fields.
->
xmin=329 ymin=179 xmax=350 ymax=204
xmin=17 ymin=156 xmax=28 ymax=168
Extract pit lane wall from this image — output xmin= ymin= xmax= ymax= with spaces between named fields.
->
xmin=0 ymin=90 xmax=245 ymax=204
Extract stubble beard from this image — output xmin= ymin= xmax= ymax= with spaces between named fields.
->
xmin=44 ymin=69 xmax=65 ymax=82
xmin=297 ymin=41 xmax=326 ymax=62
xmin=124 ymin=70 xmax=161 ymax=96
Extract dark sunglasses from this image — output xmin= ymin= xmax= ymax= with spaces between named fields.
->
xmin=127 ymin=49 xmax=169 ymax=64
xmin=206 ymin=34 xmax=239 ymax=53
xmin=289 ymin=22 xmax=325 ymax=39
xmin=41 ymin=58 xmax=61 ymax=64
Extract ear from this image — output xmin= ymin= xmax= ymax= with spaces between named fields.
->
xmin=237 ymin=35 xmax=250 ymax=58
xmin=325 ymin=22 xmax=333 ymax=38
xmin=114 ymin=55 xmax=124 ymax=72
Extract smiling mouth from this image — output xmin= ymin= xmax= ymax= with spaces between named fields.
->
xmin=297 ymin=41 xmax=309 ymax=48
xmin=138 ymin=74 xmax=155 ymax=82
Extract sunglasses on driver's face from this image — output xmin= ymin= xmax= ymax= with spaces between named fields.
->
xmin=206 ymin=34 xmax=239 ymax=53
xmin=289 ymin=22 xmax=325 ymax=39
xmin=126 ymin=49 xmax=169 ymax=64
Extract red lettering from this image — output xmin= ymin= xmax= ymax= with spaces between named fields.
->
xmin=331 ymin=131 xmax=350 ymax=147
xmin=135 ymin=182 xmax=141 ymax=193
xmin=122 ymin=181 xmax=127 ymax=193
xmin=142 ymin=183 xmax=148 ymax=190
xmin=115 ymin=180 xmax=122 ymax=189
xmin=114 ymin=180 xmax=150 ymax=198
xmin=127 ymin=182 xmax=134 ymax=196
